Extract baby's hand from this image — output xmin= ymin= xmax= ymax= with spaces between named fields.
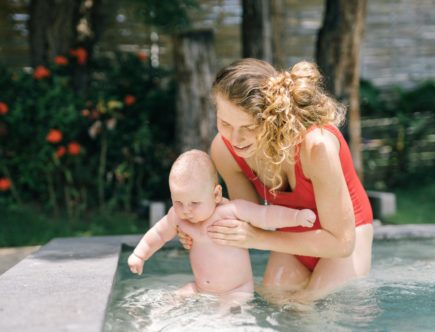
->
xmin=128 ymin=253 xmax=145 ymax=275
xmin=296 ymin=209 xmax=316 ymax=227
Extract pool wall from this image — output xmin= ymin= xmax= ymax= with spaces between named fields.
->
xmin=1 ymin=225 xmax=435 ymax=331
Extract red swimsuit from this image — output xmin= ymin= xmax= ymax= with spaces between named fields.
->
xmin=221 ymin=125 xmax=373 ymax=271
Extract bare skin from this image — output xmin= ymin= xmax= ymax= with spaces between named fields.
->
xmin=178 ymin=94 xmax=373 ymax=304
xmin=129 ymin=159 xmax=316 ymax=308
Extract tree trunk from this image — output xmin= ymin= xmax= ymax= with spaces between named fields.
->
xmin=271 ymin=0 xmax=286 ymax=69
xmin=315 ymin=0 xmax=368 ymax=180
xmin=173 ymin=29 xmax=217 ymax=153
xmin=241 ymin=0 xmax=272 ymax=62
xmin=29 ymin=0 xmax=80 ymax=66
xmin=28 ymin=0 xmax=114 ymax=94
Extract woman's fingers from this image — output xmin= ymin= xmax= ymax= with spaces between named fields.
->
xmin=210 ymin=219 xmax=240 ymax=227
xmin=207 ymin=224 xmax=240 ymax=234
xmin=177 ymin=225 xmax=193 ymax=249
xmin=208 ymin=219 xmax=259 ymax=249
xmin=207 ymin=231 xmax=241 ymax=240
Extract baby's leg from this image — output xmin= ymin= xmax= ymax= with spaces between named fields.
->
xmin=218 ymin=281 xmax=254 ymax=314
xmin=174 ymin=282 xmax=198 ymax=297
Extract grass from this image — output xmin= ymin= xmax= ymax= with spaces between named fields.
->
xmin=0 ymin=206 xmax=149 ymax=247
xmin=383 ymin=180 xmax=435 ymax=224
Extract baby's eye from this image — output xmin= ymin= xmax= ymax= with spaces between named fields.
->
xmin=191 ymin=202 xmax=201 ymax=205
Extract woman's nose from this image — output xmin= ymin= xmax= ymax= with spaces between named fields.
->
xmin=230 ymin=129 xmax=243 ymax=146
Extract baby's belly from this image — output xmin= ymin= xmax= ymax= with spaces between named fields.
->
xmin=189 ymin=243 xmax=253 ymax=294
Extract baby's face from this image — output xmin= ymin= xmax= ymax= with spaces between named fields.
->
xmin=170 ymin=180 xmax=219 ymax=223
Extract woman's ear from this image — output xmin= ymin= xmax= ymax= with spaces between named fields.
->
xmin=214 ymin=184 xmax=223 ymax=203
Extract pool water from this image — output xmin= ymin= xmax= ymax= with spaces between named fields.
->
xmin=104 ymin=239 xmax=435 ymax=331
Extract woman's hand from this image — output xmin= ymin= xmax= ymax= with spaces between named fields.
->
xmin=207 ymin=219 xmax=260 ymax=248
xmin=177 ymin=226 xmax=193 ymax=250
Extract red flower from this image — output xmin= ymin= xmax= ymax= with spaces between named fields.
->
xmin=55 ymin=146 xmax=66 ymax=159
xmin=46 ymin=129 xmax=63 ymax=144
xmin=0 ymin=102 xmax=8 ymax=115
xmin=0 ymin=177 xmax=11 ymax=192
xmin=137 ymin=51 xmax=148 ymax=61
xmin=70 ymin=47 xmax=88 ymax=65
xmin=67 ymin=142 xmax=81 ymax=155
xmin=124 ymin=95 xmax=136 ymax=106
xmin=54 ymin=56 xmax=68 ymax=66
xmin=81 ymin=109 xmax=90 ymax=117
xmin=33 ymin=66 xmax=51 ymax=80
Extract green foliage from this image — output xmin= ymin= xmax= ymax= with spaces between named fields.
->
xmin=361 ymin=80 xmax=435 ymax=189
xmin=360 ymin=79 xmax=386 ymax=116
xmin=383 ymin=180 xmax=435 ymax=224
xmin=0 ymin=51 xmax=177 ymax=219
xmin=0 ymin=206 xmax=146 ymax=247
xmin=132 ymin=0 xmax=200 ymax=33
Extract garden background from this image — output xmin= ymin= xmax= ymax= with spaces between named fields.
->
xmin=1 ymin=0 xmax=434 ymax=247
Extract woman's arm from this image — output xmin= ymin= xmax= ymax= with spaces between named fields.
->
xmin=208 ymin=129 xmax=356 ymax=258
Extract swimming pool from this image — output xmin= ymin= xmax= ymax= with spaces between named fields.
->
xmin=104 ymin=239 xmax=435 ymax=331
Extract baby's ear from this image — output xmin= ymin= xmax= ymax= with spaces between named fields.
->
xmin=214 ymin=184 xmax=223 ymax=203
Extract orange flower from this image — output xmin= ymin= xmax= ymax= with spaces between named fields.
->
xmin=81 ymin=109 xmax=90 ymax=117
xmin=54 ymin=56 xmax=68 ymax=66
xmin=124 ymin=95 xmax=136 ymax=106
xmin=46 ymin=129 xmax=63 ymax=144
xmin=137 ymin=51 xmax=148 ymax=61
xmin=55 ymin=146 xmax=66 ymax=158
xmin=0 ymin=177 xmax=11 ymax=192
xmin=67 ymin=142 xmax=81 ymax=155
xmin=0 ymin=102 xmax=8 ymax=115
xmin=33 ymin=66 xmax=51 ymax=80
xmin=70 ymin=47 xmax=88 ymax=65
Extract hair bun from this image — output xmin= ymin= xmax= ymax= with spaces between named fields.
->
xmin=290 ymin=61 xmax=320 ymax=107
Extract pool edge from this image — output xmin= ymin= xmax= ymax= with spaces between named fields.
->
xmin=1 ymin=225 xmax=435 ymax=331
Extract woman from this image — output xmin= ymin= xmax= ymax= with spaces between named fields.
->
xmin=180 ymin=58 xmax=373 ymax=303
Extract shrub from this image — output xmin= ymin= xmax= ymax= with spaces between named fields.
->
xmin=0 ymin=51 xmax=176 ymax=218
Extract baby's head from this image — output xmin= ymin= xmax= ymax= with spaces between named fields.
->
xmin=169 ymin=150 xmax=222 ymax=223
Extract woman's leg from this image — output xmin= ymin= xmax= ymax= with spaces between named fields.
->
xmin=258 ymin=251 xmax=312 ymax=304
xmin=262 ymin=252 xmax=312 ymax=290
xmin=291 ymin=224 xmax=374 ymax=303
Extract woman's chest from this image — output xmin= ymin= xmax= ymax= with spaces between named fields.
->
xmin=245 ymin=158 xmax=296 ymax=192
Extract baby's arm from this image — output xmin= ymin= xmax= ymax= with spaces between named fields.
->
xmin=128 ymin=207 xmax=178 ymax=275
xmin=231 ymin=199 xmax=316 ymax=229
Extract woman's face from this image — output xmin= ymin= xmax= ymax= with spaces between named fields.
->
xmin=215 ymin=94 xmax=258 ymax=158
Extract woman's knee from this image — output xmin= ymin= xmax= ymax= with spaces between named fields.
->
xmin=262 ymin=252 xmax=311 ymax=290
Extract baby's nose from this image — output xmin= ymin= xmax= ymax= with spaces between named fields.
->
xmin=183 ymin=205 xmax=192 ymax=214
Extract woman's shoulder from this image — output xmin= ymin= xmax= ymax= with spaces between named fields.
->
xmin=300 ymin=126 xmax=341 ymax=178
xmin=301 ymin=126 xmax=340 ymax=156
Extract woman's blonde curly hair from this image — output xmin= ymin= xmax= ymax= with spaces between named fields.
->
xmin=212 ymin=58 xmax=346 ymax=192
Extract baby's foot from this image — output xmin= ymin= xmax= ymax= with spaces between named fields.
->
xmin=296 ymin=209 xmax=316 ymax=227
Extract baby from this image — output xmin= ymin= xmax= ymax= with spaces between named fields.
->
xmin=128 ymin=150 xmax=315 ymax=307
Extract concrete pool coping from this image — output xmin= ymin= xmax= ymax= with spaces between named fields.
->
xmin=1 ymin=224 xmax=435 ymax=332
